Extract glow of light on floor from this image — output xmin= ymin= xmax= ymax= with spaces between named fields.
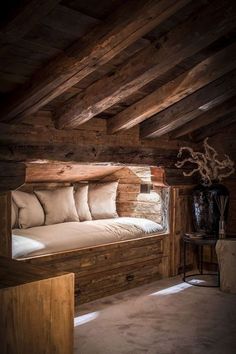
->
xmin=149 ymin=279 xmax=206 ymax=296
xmin=149 ymin=282 xmax=192 ymax=296
xmin=74 ymin=311 xmax=99 ymax=327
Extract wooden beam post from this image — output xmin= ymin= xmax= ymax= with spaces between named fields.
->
xmin=107 ymin=43 xmax=236 ymax=133
xmin=192 ymin=112 xmax=236 ymax=141
xmin=140 ymin=70 xmax=236 ymax=138
xmin=57 ymin=0 xmax=236 ymax=129
xmin=170 ymin=97 xmax=236 ymax=138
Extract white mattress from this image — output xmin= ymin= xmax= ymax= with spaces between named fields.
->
xmin=12 ymin=217 xmax=163 ymax=259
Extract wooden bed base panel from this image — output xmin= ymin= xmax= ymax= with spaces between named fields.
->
xmin=0 ymin=166 xmax=171 ymax=304
xmin=21 ymin=233 xmax=169 ymax=304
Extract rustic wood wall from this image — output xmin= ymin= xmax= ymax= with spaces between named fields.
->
xmin=169 ymin=186 xmax=194 ymax=275
xmin=100 ymin=166 xmax=167 ymax=225
xmin=0 ymin=111 xmax=193 ymax=166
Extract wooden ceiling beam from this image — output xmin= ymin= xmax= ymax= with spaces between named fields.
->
xmin=140 ymin=70 xmax=236 ymax=138
xmin=0 ymin=0 xmax=191 ymax=122
xmin=170 ymin=97 xmax=236 ymax=138
xmin=0 ymin=0 xmax=60 ymax=42
xmin=107 ymin=42 xmax=236 ymax=133
xmin=57 ymin=0 xmax=236 ymax=129
xmin=192 ymin=112 xmax=236 ymax=142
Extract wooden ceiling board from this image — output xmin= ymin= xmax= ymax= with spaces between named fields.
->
xmin=0 ymin=0 xmax=235 ymax=164
xmin=57 ymin=0 xmax=236 ymax=129
xmin=60 ymin=0 xmax=125 ymax=20
xmin=41 ymin=5 xmax=101 ymax=37
xmin=0 ymin=0 xmax=192 ymax=121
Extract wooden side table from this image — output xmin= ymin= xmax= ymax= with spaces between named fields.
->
xmin=0 ymin=256 xmax=74 ymax=354
xmin=183 ymin=234 xmax=219 ymax=287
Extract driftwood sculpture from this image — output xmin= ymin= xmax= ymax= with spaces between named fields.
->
xmin=175 ymin=138 xmax=235 ymax=186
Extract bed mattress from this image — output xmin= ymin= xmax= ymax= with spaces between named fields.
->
xmin=12 ymin=217 xmax=163 ymax=259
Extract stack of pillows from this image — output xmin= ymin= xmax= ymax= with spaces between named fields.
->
xmin=11 ymin=181 xmax=119 ymax=229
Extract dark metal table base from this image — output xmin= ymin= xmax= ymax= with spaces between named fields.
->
xmin=183 ymin=235 xmax=220 ymax=288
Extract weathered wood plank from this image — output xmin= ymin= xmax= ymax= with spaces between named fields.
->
xmin=0 ymin=143 xmax=178 ymax=166
xmin=140 ymin=70 xmax=236 ymax=138
xmin=0 ymin=192 xmax=11 ymax=257
xmin=0 ymin=258 xmax=74 ymax=354
xmin=25 ymin=163 xmax=122 ymax=183
xmin=57 ymin=0 xmax=236 ymax=129
xmin=193 ymin=112 xmax=236 ymax=141
xmin=23 ymin=233 xmax=169 ymax=304
xmin=108 ymin=43 xmax=236 ymax=133
xmin=171 ymin=96 xmax=236 ymax=138
xmin=0 ymin=162 xmax=26 ymax=191
xmin=0 ymin=0 xmax=190 ymax=121
xmin=0 ymin=0 xmax=61 ymax=45
xmin=0 ymin=120 xmax=184 ymax=150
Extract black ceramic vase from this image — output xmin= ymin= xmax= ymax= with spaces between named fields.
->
xmin=192 ymin=183 xmax=229 ymax=237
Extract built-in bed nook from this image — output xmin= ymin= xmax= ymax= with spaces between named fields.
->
xmin=1 ymin=162 xmax=172 ymax=304
xmin=0 ymin=0 xmax=236 ymax=352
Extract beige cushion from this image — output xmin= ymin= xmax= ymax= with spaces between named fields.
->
xmin=88 ymin=181 xmax=118 ymax=219
xmin=12 ymin=190 xmax=44 ymax=229
xmin=74 ymin=184 xmax=92 ymax=221
xmin=11 ymin=199 xmax=18 ymax=228
xmin=35 ymin=187 xmax=79 ymax=225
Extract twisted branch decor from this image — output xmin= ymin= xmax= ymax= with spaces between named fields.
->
xmin=175 ymin=138 xmax=235 ymax=186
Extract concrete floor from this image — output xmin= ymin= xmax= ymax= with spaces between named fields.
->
xmin=74 ymin=276 xmax=236 ymax=354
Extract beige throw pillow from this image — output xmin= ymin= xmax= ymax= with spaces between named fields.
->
xmin=12 ymin=190 xmax=44 ymax=229
xmin=88 ymin=181 xmax=118 ymax=219
xmin=35 ymin=186 xmax=79 ymax=225
xmin=74 ymin=184 xmax=92 ymax=221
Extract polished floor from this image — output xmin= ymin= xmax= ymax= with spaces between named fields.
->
xmin=74 ymin=276 xmax=236 ymax=354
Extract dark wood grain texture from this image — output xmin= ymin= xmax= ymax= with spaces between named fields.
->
xmin=171 ymin=97 xmax=236 ymax=138
xmin=58 ymin=0 xmax=236 ymax=129
xmin=108 ymin=42 xmax=236 ymax=133
xmin=0 ymin=257 xmax=74 ymax=354
xmin=140 ymin=70 xmax=236 ymax=138
xmin=0 ymin=0 xmax=190 ymax=121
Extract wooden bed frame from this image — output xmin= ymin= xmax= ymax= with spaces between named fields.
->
xmin=0 ymin=162 xmax=172 ymax=304
xmin=21 ymin=232 xmax=169 ymax=304
xmin=3 ymin=191 xmax=169 ymax=303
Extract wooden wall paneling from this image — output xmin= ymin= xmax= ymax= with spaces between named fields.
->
xmin=0 ymin=162 xmax=26 ymax=192
xmin=169 ymin=186 xmax=195 ymax=276
xmin=24 ymin=233 xmax=169 ymax=304
xmin=0 ymin=192 xmax=11 ymax=257
xmin=0 ymin=111 xmax=196 ymax=166
xmin=100 ymin=166 xmax=165 ymax=224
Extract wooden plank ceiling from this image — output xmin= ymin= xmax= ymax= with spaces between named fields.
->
xmin=0 ymin=0 xmax=235 ymax=162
